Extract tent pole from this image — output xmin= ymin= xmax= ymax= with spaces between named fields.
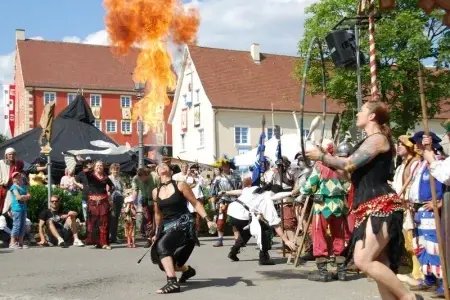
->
xmin=47 ymin=154 xmax=52 ymax=208
xmin=138 ymin=119 xmax=144 ymax=168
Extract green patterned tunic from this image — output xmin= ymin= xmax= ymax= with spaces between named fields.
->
xmin=300 ymin=163 xmax=348 ymax=219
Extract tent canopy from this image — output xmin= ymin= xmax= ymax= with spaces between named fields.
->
xmin=0 ymin=95 xmax=137 ymax=179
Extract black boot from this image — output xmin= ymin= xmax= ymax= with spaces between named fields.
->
xmin=308 ymin=258 xmax=330 ymax=282
xmin=335 ymin=256 xmax=347 ymax=281
xmin=259 ymin=251 xmax=275 ymax=265
xmin=228 ymin=245 xmax=240 ymax=262
xmin=179 ymin=266 xmax=196 ymax=283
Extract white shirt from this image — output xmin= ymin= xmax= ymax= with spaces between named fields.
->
xmin=430 ymin=157 xmax=450 ymax=186
xmin=408 ymin=161 xmax=427 ymax=203
xmin=227 ymin=187 xmax=281 ymax=226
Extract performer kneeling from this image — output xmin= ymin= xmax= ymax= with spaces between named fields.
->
xmin=150 ymin=163 xmax=216 ymax=294
xmin=225 ymin=174 xmax=296 ymax=265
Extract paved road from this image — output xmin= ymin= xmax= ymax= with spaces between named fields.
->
xmin=0 ymin=237 xmax=428 ymax=300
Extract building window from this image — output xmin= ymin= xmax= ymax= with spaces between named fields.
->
xmin=121 ymin=96 xmax=131 ymax=108
xmin=121 ymin=120 xmax=132 ymax=134
xmin=266 ymin=128 xmax=274 ymax=140
xmin=94 ymin=120 xmax=102 ymax=130
xmin=106 ymin=120 xmax=117 ymax=133
xmin=67 ymin=93 xmax=77 ymax=105
xmin=44 ymin=92 xmax=56 ymax=105
xmin=181 ymin=134 xmax=186 ymax=151
xmin=198 ymin=129 xmax=204 ymax=148
xmin=234 ymin=126 xmax=249 ymax=145
xmin=90 ymin=94 xmax=102 ymax=107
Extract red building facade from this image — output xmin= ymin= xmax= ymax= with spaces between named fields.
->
xmin=13 ymin=29 xmax=173 ymax=147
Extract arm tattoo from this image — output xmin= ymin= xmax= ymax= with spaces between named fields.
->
xmin=322 ymin=134 xmax=389 ymax=173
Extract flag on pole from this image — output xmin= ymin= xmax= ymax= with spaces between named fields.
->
xmin=251 ymin=131 xmax=266 ymax=186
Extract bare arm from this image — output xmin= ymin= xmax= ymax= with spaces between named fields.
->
xmin=13 ymin=190 xmax=30 ymax=201
xmin=322 ymin=134 xmax=390 ymax=173
xmin=38 ymin=219 xmax=46 ymax=243
xmin=224 ymin=190 xmax=243 ymax=196
xmin=179 ymin=182 xmax=210 ymax=220
xmin=152 ymin=188 xmax=162 ymax=229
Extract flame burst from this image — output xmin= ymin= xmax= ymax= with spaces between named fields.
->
xmin=104 ymin=0 xmax=200 ymax=130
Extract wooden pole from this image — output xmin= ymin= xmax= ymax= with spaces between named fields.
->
xmin=418 ymin=62 xmax=450 ymax=300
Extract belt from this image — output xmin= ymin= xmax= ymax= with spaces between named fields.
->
xmin=234 ymin=199 xmax=251 ymax=212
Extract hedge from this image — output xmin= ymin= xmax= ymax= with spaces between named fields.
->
xmin=26 ymin=185 xmax=231 ymax=236
xmin=27 ymin=185 xmax=82 ymax=223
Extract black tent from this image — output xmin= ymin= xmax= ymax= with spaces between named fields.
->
xmin=0 ymin=95 xmax=138 ymax=180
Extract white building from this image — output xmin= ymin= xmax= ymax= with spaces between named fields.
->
xmin=169 ymin=44 xmax=450 ymax=165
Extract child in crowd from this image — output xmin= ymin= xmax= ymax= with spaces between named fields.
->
xmin=122 ymin=196 xmax=136 ymax=248
xmin=9 ymin=172 xmax=31 ymax=249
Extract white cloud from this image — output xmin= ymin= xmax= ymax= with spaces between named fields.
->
xmin=0 ymin=0 xmax=313 ymax=85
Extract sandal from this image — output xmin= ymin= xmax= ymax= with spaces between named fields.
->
xmin=102 ymin=245 xmax=112 ymax=250
xmin=156 ymin=278 xmax=180 ymax=294
xmin=179 ymin=266 xmax=196 ymax=283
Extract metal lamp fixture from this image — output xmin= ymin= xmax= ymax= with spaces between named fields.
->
xmin=132 ymin=74 xmax=146 ymax=168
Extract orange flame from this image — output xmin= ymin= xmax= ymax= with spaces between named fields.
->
xmin=104 ymin=0 xmax=200 ymax=131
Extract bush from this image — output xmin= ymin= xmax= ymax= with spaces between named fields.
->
xmin=27 ymin=185 xmax=82 ymax=223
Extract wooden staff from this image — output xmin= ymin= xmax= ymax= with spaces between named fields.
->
xmin=287 ymin=195 xmax=311 ymax=264
xmin=418 ymin=62 xmax=450 ymax=300
xmin=294 ymin=206 xmax=314 ymax=267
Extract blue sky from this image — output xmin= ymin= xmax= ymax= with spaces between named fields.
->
xmin=0 ymin=1 xmax=106 ymax=54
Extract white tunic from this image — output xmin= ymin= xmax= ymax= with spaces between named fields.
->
xmin=430 ymin=157 xmax=450 ymax=186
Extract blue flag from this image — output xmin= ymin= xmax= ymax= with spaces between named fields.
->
xmin=251 ymin=131 xmax=266 ymax=186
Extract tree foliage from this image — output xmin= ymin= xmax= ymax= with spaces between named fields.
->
xmin=296 ymin=0 xmax=450 ymax=139
xmin=0 ymin=134 xmax=9 ymax=144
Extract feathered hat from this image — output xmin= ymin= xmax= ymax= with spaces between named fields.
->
xmin=213 ymin=154 xmax=236 ymax=170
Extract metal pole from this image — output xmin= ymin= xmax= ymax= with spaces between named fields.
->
xmin=138 ymin=118 xmax=144 ymax=168
xmin=355 ymin=22 xmax=363 ymax=140
xmin=47 ymin=154 xmax=52 ymax=209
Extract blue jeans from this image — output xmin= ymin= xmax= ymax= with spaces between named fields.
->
xmin=11 ymin=211 xmax=27 ymax=238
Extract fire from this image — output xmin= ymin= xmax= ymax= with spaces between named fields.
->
xmin=104 ymin=0 xmax=200 ymax=130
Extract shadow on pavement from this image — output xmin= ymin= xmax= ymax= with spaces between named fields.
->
xmin=181 ymin=276 xmax=256 ymax=291
xmin=257 ymin=269 xmax=366 ymax=282
xmin=0 ymin=249 xmax=13 ymax=254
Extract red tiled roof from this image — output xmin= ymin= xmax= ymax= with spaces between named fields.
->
xmin=188 ymin=45 xmax=344 ymax=113
xmin=17 ymin=40 xmax=139 ymax=91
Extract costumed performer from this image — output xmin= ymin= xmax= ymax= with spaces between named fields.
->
xmin=391 ymin=135 xmax=423 ymax=286
xmin=300 ymin=138 xmax=348 ymax=282
xmin=305 ymin=101 xmax=423 ymax=300
xmin=224 ymin=172 xmax=296 ymax=265
xmin=150 ymin=163 xmax=216 ymax=294
xmin=408 ymin=132 xmax=446 ymax=298
xmin=209 ymin=156 xmax=241 ymax=247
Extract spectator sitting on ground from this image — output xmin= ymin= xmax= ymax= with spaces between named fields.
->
xmin=38 ymin=195 xmax=84 ymax=247
xmin=0 ymin=210 xmax=35 ymax=247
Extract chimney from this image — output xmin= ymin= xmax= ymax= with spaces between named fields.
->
xmin=16 ymin=29 xmax=25 ymax=41
xmin=250 ymin=43 xmax=260 ymax=64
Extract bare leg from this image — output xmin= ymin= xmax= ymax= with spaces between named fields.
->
xmin=66 ymin=217 xmax=80 ymax=240
xmin=47 ymin=220 xmax=63 ymax=240
xmin=376 ymin=251 xmax=397 ymax=300
xmin=353 ymin=218 xmax=416 ymax=300
xmin=156 ymin=256 xmax=177 ymax=294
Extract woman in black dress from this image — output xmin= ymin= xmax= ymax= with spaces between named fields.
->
xmin=85 ymin=160 xmax=115 ymax=250
xmin=306 ymin=101 xmax=422 ymax=300
xmin=150 ymin=163 xmax=215 ymax=294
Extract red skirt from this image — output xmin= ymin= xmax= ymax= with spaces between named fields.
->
xmin=86 ymin=195 xmax=110 ymax=246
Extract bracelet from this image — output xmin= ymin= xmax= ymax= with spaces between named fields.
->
xmin=205 ymin=216 xmax=212 ymax=222
xmin=318 ymin=153 xmax=324 ymax=162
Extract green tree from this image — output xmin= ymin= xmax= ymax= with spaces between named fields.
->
xmin=296 ymin=0 xmax=450 ymax=139
xmin=0 ymin=134 xmax=9 ymax=144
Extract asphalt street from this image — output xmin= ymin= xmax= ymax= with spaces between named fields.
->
xmin=0 ymin=237 xmax=429 ymax=300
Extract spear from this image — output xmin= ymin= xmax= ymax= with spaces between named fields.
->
xmin=418 ymin=61 xmax=450 ymax=300
xmin=318 ymin=41 xmax=327 ymax=146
